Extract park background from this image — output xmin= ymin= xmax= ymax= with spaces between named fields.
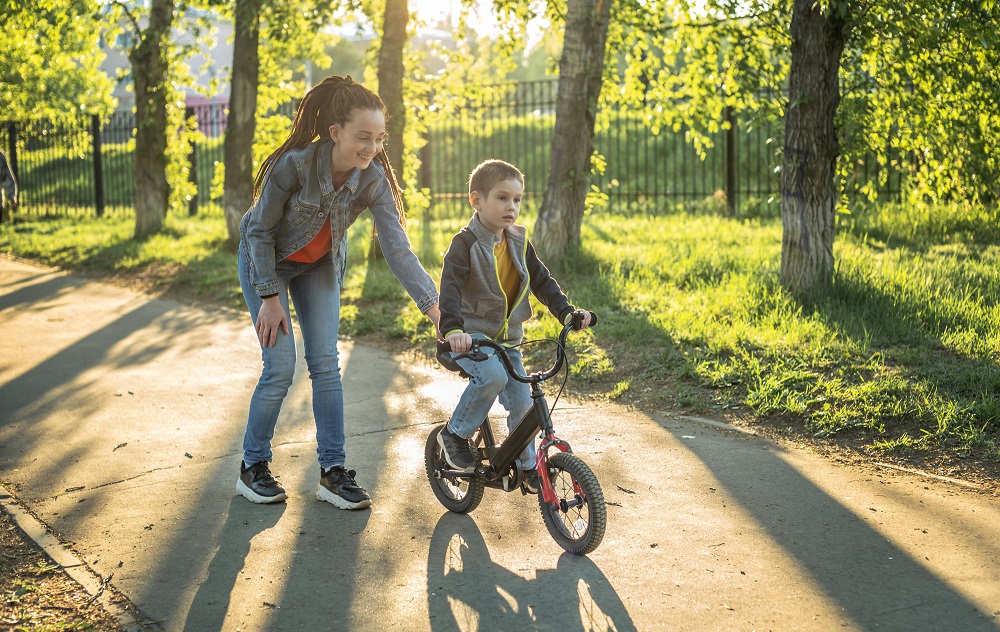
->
xmin=1 ymin=0 xmax=999 ymax=483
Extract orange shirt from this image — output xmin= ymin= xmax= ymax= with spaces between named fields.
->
xmin=286 ymin=218 xmax=332 ymax=263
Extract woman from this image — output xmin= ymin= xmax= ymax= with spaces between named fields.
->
xmin=237 ymin=75 xmax=440 ymax=510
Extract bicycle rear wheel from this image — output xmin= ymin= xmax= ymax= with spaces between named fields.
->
xmin=425 ymin=425 xmax=485 ymax=514
xmin=538 ymin=452 xmax=606 ymax=555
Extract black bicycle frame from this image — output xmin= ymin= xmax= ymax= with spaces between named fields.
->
xmin=479 ymin=383 xmax=550 ymax=479
xmin=436 ymin=312 xmax=596 ymax=485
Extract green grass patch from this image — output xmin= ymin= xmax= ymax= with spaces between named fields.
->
xmin=2 ymin=202 xmax=998 ymax=465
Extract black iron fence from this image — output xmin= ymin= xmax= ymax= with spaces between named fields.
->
xmin=3 ymin=79 xmax=903 ymax=219
xmin=421 ymin=80 xmax=903 ymax=218
xmin=4 ymin=103 xmax=233 ymax=218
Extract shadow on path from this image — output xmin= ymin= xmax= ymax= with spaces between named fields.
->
xmin=183 ymin=497 xmax=286 ymax=632
xmin=0 ymin=273 xmax=75 ymax=313
xmin=657 ymin=418 xmax=997 ymax=630
xmin=426 ymin=513 xmax=636 ymax=631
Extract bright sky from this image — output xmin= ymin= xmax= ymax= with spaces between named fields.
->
xmin=412 ymin=0 xmax=548 ymax=45
xmin=413 ymin=0 xmax=456 ymax=25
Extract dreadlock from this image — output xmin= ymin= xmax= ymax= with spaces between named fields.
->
xmin=252 ymin=75 xmax=406 ymax=228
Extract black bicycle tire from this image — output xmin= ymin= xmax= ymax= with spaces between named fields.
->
xmin=537 ymin=452 xmax=607 ymax=555
xmin=424 ymin=425 xmax=486 ymax=514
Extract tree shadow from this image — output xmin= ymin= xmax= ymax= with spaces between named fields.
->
xmin=841 ymin=212 xmax=1000 ymax=254
xmin=183 ymin=497 xmax=286 ymax=632
xmin=0 ymin=285 xmax=217 ymax=498
xmin=426 ymin=513 xmax=636 ymax=631
xmin=654 ymin=417 xmax=997 ymax=630
xmin=0 ymin=272 xmax=72 ymax=312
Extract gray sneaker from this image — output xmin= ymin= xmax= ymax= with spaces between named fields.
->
xmin=437 ymin=425 xmax=476 ymax=471
xmin=237 ymin=461 xmax=287 ymax=504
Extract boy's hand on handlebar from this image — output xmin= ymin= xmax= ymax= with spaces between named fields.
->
xmin=566 ymin=309 xmax=596 ymax=331
xmin=447 ymin=331 xmax=474 ymax=354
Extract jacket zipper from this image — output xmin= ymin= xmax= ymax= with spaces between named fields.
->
xmin=492 ymin=236 xmax=531 ymax=342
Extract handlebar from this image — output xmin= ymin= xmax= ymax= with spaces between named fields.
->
xmin=436 ymin=310 xmax=597 ymax=384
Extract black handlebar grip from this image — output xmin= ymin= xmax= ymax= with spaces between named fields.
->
xmin=571 ymin=310 xmax=599 ymax=330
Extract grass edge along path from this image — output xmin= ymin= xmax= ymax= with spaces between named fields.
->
xmin=1 ymin=203 xmax=998 ymax=488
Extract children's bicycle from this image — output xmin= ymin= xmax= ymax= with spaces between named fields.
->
xmin=425 ymin=311 xmax=606 ymax=556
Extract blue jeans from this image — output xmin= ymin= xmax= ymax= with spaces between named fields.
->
xmin=238 ymin=243 xmax=345 ymax=469
xmin=447 ymin=341 xmax=536 ymax=469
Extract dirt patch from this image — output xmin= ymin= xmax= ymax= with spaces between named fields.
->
xmin=739 ymin=420 xmax=1000 ymax=496
xmin=0 ymin=511 xmax=128 ymax=631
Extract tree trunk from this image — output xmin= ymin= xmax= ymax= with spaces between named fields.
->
xmin=779 ymin=0 xmax=850 ymax=293
xmin=377 ymin=0 xmax=407 ymax=188
xmin=223 ymin=0 xmax=263 ymax=249
xmin=534 ymin=0 xmax=612 ymax=262
xmin=372 ymin=0 xmax=407 ymax=262
xmin=129 ymin=0 xmax=174 ymax=239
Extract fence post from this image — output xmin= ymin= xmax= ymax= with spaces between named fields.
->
xmin=185 ymin=107 xmax=198 ymax=215
xmin=91 ymin=115 xmax=105 ymax=217
xmin=725 ymin=105 xmax=737 ymax=215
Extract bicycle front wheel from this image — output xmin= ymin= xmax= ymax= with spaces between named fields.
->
xmin=538 ymin=452 xmax=606 ymax=555
xmin=424 ymin=425 xmax=485 ymax=514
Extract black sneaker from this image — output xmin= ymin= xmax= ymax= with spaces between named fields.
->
xmin=237 ymin=461 xmax=287 ymax=504
xmin=437 ymin=425 xmax=476 ymax=471
xmin=522 ymin=468 xmax=539 ymax=494
xmin=316 ymin=466 xmax=372 ymax=510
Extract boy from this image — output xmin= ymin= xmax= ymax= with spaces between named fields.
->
xmin=437 ymin=159 xmax=593 ymax=493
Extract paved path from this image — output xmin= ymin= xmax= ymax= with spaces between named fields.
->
xmin=1 ymin=256 xmax=998 ymax=631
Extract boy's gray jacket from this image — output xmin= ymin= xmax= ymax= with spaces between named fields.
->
xmin=239 ymin=138 xmax=438 ymax=313
xmin=440 ymin=215 xmax=573 ymax=344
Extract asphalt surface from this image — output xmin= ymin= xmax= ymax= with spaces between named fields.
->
xmin=1 ymin=255 xmax=998 ymax=632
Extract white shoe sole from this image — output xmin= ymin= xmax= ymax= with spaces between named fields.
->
xmin=236 ymin=478 xmax=287 ymax=504
xmin=436 ymin=432 xmax=475 ymax=471
xmin=316 ymin=485 xmax=372 ymax=510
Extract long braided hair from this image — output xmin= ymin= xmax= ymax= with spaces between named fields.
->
xmin=253 ymin=75 xmax=406 ymax=227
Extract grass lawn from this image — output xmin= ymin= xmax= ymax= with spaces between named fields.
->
xmin=2 ymin=202 xmax=998 ymax=481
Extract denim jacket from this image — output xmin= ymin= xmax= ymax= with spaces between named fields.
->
xmin=239 ymin=138 xmax=439 ymax=313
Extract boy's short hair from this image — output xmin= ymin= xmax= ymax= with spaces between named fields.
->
xmin=468 ymin=159 xmax=525 ymax=197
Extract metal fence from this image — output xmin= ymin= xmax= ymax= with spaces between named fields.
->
xmin=3 ymin=79 xmax=903 ymax=219
xmin=420 ymin=79 xmax=903 ymax=217
xmin=3 ymin=104 xmax=235 ymax=217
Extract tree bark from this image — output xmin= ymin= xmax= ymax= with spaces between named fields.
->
xmin=534 ymin=0 xmax=612 ymax=262
xmin=372 ymin=0 xmax=407 ymax=262
xmin=779 ymin=0 xmax=850 ymax=293
xmin=223 ymin=0 xmax=263 ymax=249
xmin=378 ymin=0 xmax=407 ymax=187
xmin=129 ymin=0 xmax=174 ymax=239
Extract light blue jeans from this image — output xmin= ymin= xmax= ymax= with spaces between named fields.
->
xmin=447 ymin=340 xmax=536 ymax=469
xmin=238 ymin=243 xmax=345 ymax=469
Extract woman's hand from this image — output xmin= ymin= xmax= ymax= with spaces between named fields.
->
xmin=256 ymin=296 xmax=289 ymax=347
xmin=425 ymin=303 xmax=443 ymax=341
